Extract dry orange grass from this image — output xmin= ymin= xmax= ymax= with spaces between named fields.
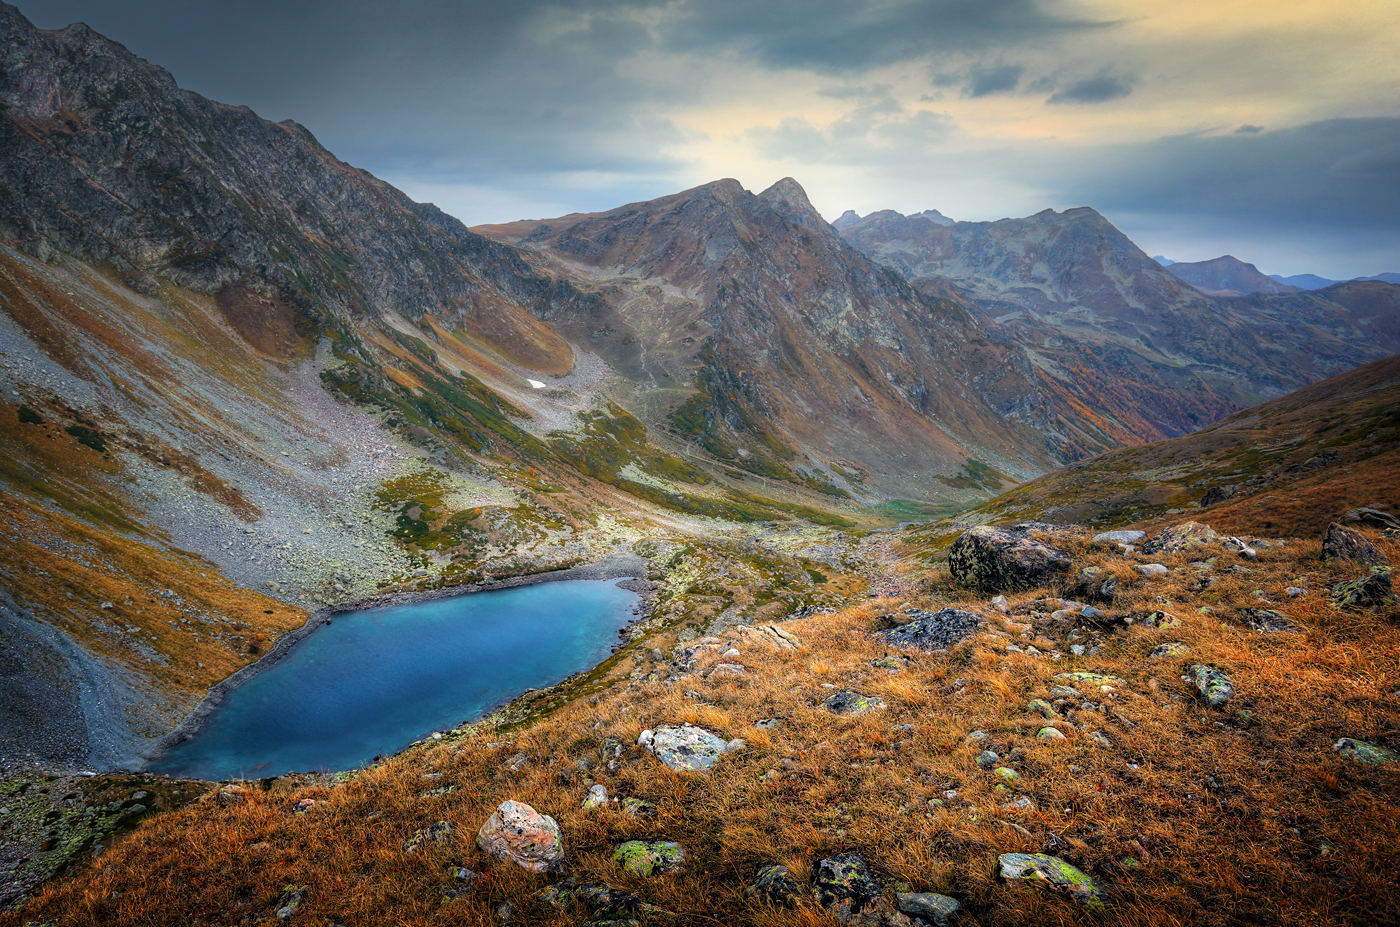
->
xmin=6 ymin=533 xmax=1399 ymax=926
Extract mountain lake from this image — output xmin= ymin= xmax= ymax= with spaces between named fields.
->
xmin=149 ymin=578 xmax=639 ymax=781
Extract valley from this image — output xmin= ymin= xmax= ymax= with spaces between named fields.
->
xmin=0 ymin=3 xmax=1397 ymax=924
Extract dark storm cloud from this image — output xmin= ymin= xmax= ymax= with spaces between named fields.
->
xmin=1047 ymin=70 xmax=1134 ymax=104
xmin=660 ymin=0 xmax=1113 ymax=73
xmin=965 ymin=65 xmax=1023 ymax=97
xmin=1051 ymin=118 xmax=1400 ymax=231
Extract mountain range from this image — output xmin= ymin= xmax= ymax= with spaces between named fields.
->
xmin=1 ymin=0 xmax=1398 ymax=773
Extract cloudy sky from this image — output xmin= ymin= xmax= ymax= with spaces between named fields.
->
xmin=18 ymin=0 xmax=1400 ymax=277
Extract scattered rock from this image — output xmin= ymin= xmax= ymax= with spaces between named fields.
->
xmin=1142 ymin=522 xmax=1218 ymax=555
xmin=476 ymin=801 xmax=564 ymax=873
xmin=991 ymin=594 xmax=1009 ymax=612
xmin=1093 ymin=530 xmax=1146 ymax=545
xmin=994 ymin=767 xmax=1020 ymax=782
xmin=813 ymin=852 xmax=883 ymax=922
xmin=896 ymin=892 xmax=960 ymax=926
xmin=1331 ymin=568 xmax=1395 ymax=608
xmin=735 ymin=624 xmax=801 ymax=650
xmin=644 ymin=724 xmax=733 ymax=772
xmin=871 ymin=655 xmax=910 ymax=673
xmin=1055 ymin=672 xmax=1126 ymax=687
xmin=748 ymin=864 xmax=803 ymax=906
xmin=1026 ymin=698 xmax=1055 ymax=719
xmin=1333 ymin=738 xmax=1399 ymax=765
xmin=583 ymin=784 xmax=608 ymax=810
xmin=1135 ymin=563 xmax=1170 ymax=579
xmin=872 ymin=607 xmax=981 ymax=652
xmin=1038 ymin=727 xmax=1067 ymax=742
xmin=977 ymin=749 xmax=999 ymax=768
xmin=1339 ymin=508 xmax=1400 ymax=531
xmin=998 ymin=853 xmax=1108 ymax=908
xmin=403 ymin=820 xmax=452 ymax=853
xmin=822 ymin=690 xmax=887 ymax=716
xmin=1068 ymin=566 xmax=1118 ymax=603
xmin=613 ymin=840 xmax=684 ymax=877
xmin=275 ymin=885 xmax=307 ymax=925
xmin=1189 ymin=665 xmax=1235 ymax=708
xmin=948 ymin=523 xmax=1075 ymax=593
xmin=621 ymin=797 xmax=657 ymax=816
xmin=1322 ymin=523 xmax=1387 ymax=566
xmin=1239 ymin=608 xmax=1299 ymax=633
xmin=1149 ymin=642 xmax=1188 ymax=659
xmin=1200 ymin=485 xmax=1236 ymax=506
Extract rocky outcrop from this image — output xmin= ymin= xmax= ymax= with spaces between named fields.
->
xmin=1142 ymin=522 xmax=1219 ymax=554
xmin=948 ymin=524 xmax=1075 ymax=593
xmin=1322 ymin=523 xmax=1387 ymax=566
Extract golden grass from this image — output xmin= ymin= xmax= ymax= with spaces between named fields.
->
xmin=5 ymin=530 xmax=1399 ymax=926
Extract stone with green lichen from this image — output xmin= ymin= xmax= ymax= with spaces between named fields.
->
xmin=1330 ymin=568 xmax=1394 ymax=609
xmin=897 ymin=891 xmax=961 ymax=925
xmin=612 ymin=840 xmax=685 ymax=877
xmin=822 ymin=690 xmax=886 ymax=716
xmin=275 ymin=885 xmax=307 ymax=924
xmin=1055 ymin=672 xmax=1126 ymax=687
xmin=994 ymin=766 xmax=1020 ymax=782
xmin=1333 ymin=737 xmax=1399 ymax=765
xmin=998 ymin=853 xmax=1108 ymax=907
xmin=1149 ymin=642 xmax=1188 ymax=659
xmin=1026 ymin=698 xmax=1055 ymax=718
xmin=1189 ymin=665 xmax=1234 ymax=708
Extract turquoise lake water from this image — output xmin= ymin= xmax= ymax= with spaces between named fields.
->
xmin=149 ymin=578 xmax=638 ymax=781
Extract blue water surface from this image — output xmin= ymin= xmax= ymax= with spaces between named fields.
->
xmin=151 ymin=578 xmax=637 ymax=780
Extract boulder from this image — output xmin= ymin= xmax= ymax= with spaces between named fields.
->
xmin=948 ymin=523 xmax=1075 ymax=593
xmin=1136 ymin=563 xmax=1170 ymax=578
xmin=871 ymin=608 xmax=981 ymax=652
xmin=747 ymin=864 xmax=803 ymax=905
xmin=612 ymin=840 xmax=684 ymax=877
xmin=1322 ymin=523 xmax=1387 ymax=566
xmin=813 ymin=852 xmax=883 ymax=922
xmin=1200 ymin=484 xmax=1237 ymax=506
xmin=644 ymin=724 xmax=731 ymax=772
xmin=1333 ymin=738 xmax=1399 ymax=765
xmin=476 ymin=801 xmax=564 ymax=873
xmin=1340 ymin=507 xmax=1400 ymax=531
xmin=822 ymin=690 xmax=886 ymax=716
xmin=897 ymin=892 xmax=961 ymax=926
xmin=1189 ymin=665 xmax=1234 ymax=708
xmin=1239 ymin=608 xmax=1299 ymax=633
xmin=735 ymin=624 xmax=801 ymax=650
xmin=1331 ymin=568 xmax=1395 ymax=609
xmin=998 ymin=853 xmax=1107 ymax=908
xmin=1093 ymin=529 xmax=1145 ymax=545
xmin=1141 ymin=521 xmax=1218 ymax=554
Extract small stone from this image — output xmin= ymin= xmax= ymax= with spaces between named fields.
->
xmin=897 ymin=892 xmax=961 ymax=926
xmin=1189 ymin=665 xmax=1235 ymax=708
xmin=583 ymin=784 xmax=608 ymax=810
xmin=1331 ymin=568 xmax=1395 ymax=609
xmin=613 ymin=839 xmax=684 ymax=877
xmin=964 ymin=730 xmax=990 ymax=744
xmin=621 ymin=797 xmax=657 ymax=816
xmin=1240 ymin=608 xmax=1299 ymax=633
xmin=1055 ymin=672 xmax=1126 ymax=687
xmin=1333 ymin=738 xmax=1399 ymax=765
xmin=872 ymin=607 xmax=982 ymax=652
xmin=1038 ymin=727 xmax=1067 ymax=742
xmin=994 ymin=766 xmax=1020 ymax=782
xmin=822 ymin=690 xmax=886 ymax=716
xmin=1089 ymin=731 xmax=1112 ymax=748
xmin=1286 ymin=587 xmax=1306 ymax=597
xmin=1003 ymin=796 xmax=1037 ymax=811
xmin=1048 ymin=686 xmax=1081 ymax=698
xmin=404 ymin=820 xmax=452 ymax=853
xmin=998 ymin=853 xmax=1108 ymax=908
xmin=1135 ymin=563 xmax=1169 ymax=578
xmin=275 ymin=885 xmax=307 ymax=925
xmin=477 ymin=801 xmax=564 ymax=873
xmin=1026 ymin=698 xmax=1055 ymax=719
xmin=991 ymin=594 xmax=1009 ymax=612
xmin=726 ymin=738 xmax=746 ymax=752
xmin=977 ymin=749 xmax=999 ymax=768
xmin=1149 ymin=642 xmax=1188 ymax=659
xmin=748 ymin=864 xmax=803 ymax=906
xmin=813 ymin=852 xmax=883 ymax=921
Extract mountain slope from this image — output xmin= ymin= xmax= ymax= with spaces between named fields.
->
xmin=1164 ymin=255 xmax=1304 ymax=297
xmin=837 ymin=207 xmax=1400 ymax=407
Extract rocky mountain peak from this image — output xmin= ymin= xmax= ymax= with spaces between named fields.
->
xmin=1164 ymin=254 xmax=1305 ymax=297
xmin=831 ymin=209 xmax=862 ymax=229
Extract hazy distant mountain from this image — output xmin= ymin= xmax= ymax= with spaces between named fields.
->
xmin=837 ymin=208 xmax=1400 ymax=409
xmin=1269 ymin=273 xmax=1339 ymax=290
xmin=1163 ymin=255 xmax=1304 ymax=297
xmin=1361 ymin=272 xmax=1400 ymax=285
xmin=830 ymin=208 xmax=954 ymax=230
xmin=1152 ymin=255 xmax=1175 ymax=265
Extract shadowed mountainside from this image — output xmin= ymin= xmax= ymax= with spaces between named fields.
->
xmin=1163 ymin=255 xmax=1304 ymax=297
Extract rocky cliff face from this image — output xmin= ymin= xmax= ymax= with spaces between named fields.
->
xmin=837 ymin=206 xmax=1400 ymax=407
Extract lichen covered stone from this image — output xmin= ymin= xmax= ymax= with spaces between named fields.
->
xmin=477 ymin=801 xmax=564 ymax=873
xmin=998 ymin=852 xmax=1108 ymax=908
xmin=1189 ymin=665 xmax=1234 ymax=709
xmin=612 ymin=840 xmax=684 ymax=877
xmin=948 ymin=523 xmax=1075 ymax=593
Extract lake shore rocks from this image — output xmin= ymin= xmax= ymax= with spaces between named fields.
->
xmin=477 ymin=800 xmax=564 ymax=873
xmin=948 ymin=524 xmax=1075 ymax=593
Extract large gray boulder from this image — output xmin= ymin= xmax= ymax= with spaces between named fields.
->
xmin=872 ymin=607 xmax=981 ymax=652
xmin=639 ymin=724 xmax=732 ymax=772
xmin=948 ymin=523 xmax=1075 ymax=593
xmin=1321 ymin=523 xmax=1387 ymax=566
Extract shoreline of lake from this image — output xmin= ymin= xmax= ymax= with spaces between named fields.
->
xmin=140 ymin=554 xmax=655 ymax=774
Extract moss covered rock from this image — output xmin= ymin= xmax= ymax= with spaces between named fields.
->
xmin=998 ymin=852 xmax=1107 ymax=908
xmin=612 ymin=840 xmax=684 ymax=877
xmin=948 ymin=523 xmax=1075 ymax=593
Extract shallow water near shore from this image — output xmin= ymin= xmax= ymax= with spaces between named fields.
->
xmin=150 ymin=578 xmax=639 ymax=780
